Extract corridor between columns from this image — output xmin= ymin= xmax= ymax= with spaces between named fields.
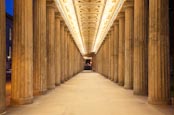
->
xmin=0 ymin=0 xmax=174 ymax=114
xmin=6 ymin=71 xmax=173 ymax=115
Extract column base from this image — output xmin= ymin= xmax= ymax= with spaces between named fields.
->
xmin=148 ymin=98 xmax=171 ymax=105
xmin=61 ymin=80 xmax=65 ymax=84
xmin=114 ymin=79 xmax=118 ymax=83
xmin=11 ymin=97 xmax=33 ymax=105
xmin=118 ymin=82 xmax=124 ymax=86
xmin=133 ymin=91 xmax=147 ymax=96
xmin=34 ymin=90 xmax=47 ymax=96
xmin=47 ymin=85 xmax=55 ymax=90
xmin=124 ymin=85 xmax=133 ymax=90
xmin=148 ymin=100 xmax=171 ymax=105
xmin=110 ymin=78 xmax=114 ymax=81
xmin=55 ymin=83 xmax=61 ymax=86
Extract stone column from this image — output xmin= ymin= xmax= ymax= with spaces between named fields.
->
xmin=55 ymin=12 xmax=61 ymax=86
xmin=124 ymin=1 xmax=134 ymax=89
xmin=0 ymin=0 xmax=6 ymax=113
xmin=148 ymin=0 xmax=170 ymax=105
xmin=60 ymin=21 xmax=65 ymax=83
xmin=69 ymin=36 xmax=73 ymax=77
xmin=118 ymin=12 xmax=125 ymax=86
xmin=12 ymin=0 xmax=33 ymax=104
xmin=133 ymin=0 xmax=148 ymax=95
xmin=67 ymin=32 xmax=70 ymax=79
xmin=70 ymin=38 xmax=74 ymax=76
xmin=110 ymin=28 xmax=114 ymax=81
xmin=33 ymin=0 xmax=47 ymax=95
xmin=64 ymin=27 xmax=68 ymax=81
xmin=107 ymin=34 xmax=111 ymax=78
xmin=46 ymin=1 xmax=55 ymax=89
xmin=113 ymin=21 xmax=119 ymax=83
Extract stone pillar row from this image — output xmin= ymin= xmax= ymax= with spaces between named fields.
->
xmin=0 ymin=0 xmax=84 ymax=113
xmin=94 ymin=0 xmax=171 ymax=105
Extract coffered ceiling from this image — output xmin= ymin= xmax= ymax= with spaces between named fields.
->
xmin=73 ymin=0 xmax=106 ymax=53
xmin=55 ymin=0 xmax=125 ymax=55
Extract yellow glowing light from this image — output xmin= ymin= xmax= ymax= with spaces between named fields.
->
xmin=92 ymin=0 xmax=125 ymax=53
xmin=55 ymin=0 xmax=86 ymax=54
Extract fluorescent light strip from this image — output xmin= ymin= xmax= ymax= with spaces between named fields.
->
xmin=55 ymin=0 xmax=86 ymax=55
xmin=92 ymin=0 xmax=125 ymax=53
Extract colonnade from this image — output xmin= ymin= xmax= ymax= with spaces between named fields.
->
xmin=0 ymin=0 xmax=84 ymax=113
xmin=94 ymin=0 xmax=172 ymax=105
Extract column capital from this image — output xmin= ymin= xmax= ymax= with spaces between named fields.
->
xmin=124 ymin=0 xmax=134 ymax=8
xmin=117 ymin=12 xmax=125 ymax=19
xmin=111 ymin=26 xmax=114 ymax=30
xmin=114 ymin=20 xmax=119 ymax=25
xmin=46 ymin=0 xmax=56 ymax=8
xmin=55 ymin=12 xmax=62 ymax=19
xmin=64 ymin=26 xmax=68 ymax=31
xmin=60 ymin=20 xmax=65 ymax=25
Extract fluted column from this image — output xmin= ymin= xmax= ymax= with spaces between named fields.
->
xmin=64 ymin=27 xmax=68 ymax=81
xmin=12 ymin=0 xmax=33 ymax=104
xmin=67 ymin=32 xmax=70 ymax=79
xmin=33 ymin=0 xmax=47 ymax=95
xmin=60 ymin=21 xmax=65 ymax=83
xmin=55 ymin=12 xmax=61 ymax=85
xmin=124 ymin=1 xmax=134 ymax=89
xmin=0 ymin=0 xmax=6 ymax=113
xmin=118 ymin=12 xmax=125 ymax=86
xmin=105 ymin=37 xmax=109 ymax=77
xmin=107 ymin=31 xmax=111 ymax=80
xmin=133 ymin=0 xmax=148 ymax=95
xmin=69 ymin=36 xmax=72 ymax=76
xmin=113 ymin=21 xmax=119 ymax=82
xmin=148 ymin=0 xmax=170 ymax=105
xmin=46 ymin=1 xmax=55 ymax=89
xmin=110 ymin=28 xmax=114 ymax=81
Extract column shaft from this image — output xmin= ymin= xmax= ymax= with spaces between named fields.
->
xmin=110 ymin=28 xmax=114 ymax=81
xmin=148 ymin=0 xmax=170 ymax=104
xmin=64 ymin=28 xmax=68 ymax=80
xmin=12 ymin=0 xmax=33 ymax=104
xmin=60 ymin=22 xmax=65 ymax=82
xmin=124 ymin=1 xmax=134 ymax=89
xmin=118 ymin=13 xmax=125 ymax=86
xmin=113 ymin=21 xmax=119 ymax=82
xmin=55 ymin=13 xmax=61 ymax=85
xmin=33 ymin=0 xmax=47 ymax=95
xmin=0 ymin=0 xmax=6 ymax=112
xmin=133 ymin=0 xmax=148 ymax=95
xmin=46 ymin=2 xmax=55 ymax=89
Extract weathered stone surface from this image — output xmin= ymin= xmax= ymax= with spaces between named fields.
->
xmin=118 ymin=12 xmax=125 ymax=86
xmin=55 ymin=13 xmax=61 ymax=86
xmin=46 ymin=2 xmax=56 ymax=89
xmin=124 ymin=1 xmax=134 ymax=89
xmin=133 ymin=0 xmax=148 ymax=95
xmin=0 ymin=0 xmax=6 ymax=113
xmin=148 ymin=0 xmax=170 ymax=105
xmin=11 ymin=0 xmax=33 ymax=105
xmin=113 ymin=21 xmax=119 ymax=83
xmin=33 ymin=0 xmax=47 ymax=95
xmin=60 ymin=22 xmax=65 ymax=83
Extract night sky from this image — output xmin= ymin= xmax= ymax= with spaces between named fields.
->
xmin=5 ymin=0 xmax=13 ymax=16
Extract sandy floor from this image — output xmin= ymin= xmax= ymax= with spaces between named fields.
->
xmin=5 ymin=71 xmax=173 ymax=115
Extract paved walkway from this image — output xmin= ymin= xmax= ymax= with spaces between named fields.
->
xmin=6 ymin=71 xmax=173 ymax=115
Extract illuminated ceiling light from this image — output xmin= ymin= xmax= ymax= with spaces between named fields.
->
xmin=92 ymin=0 xmax=125 ymax=53
xmin=55 ymin=0 xmax=86 ymax=55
